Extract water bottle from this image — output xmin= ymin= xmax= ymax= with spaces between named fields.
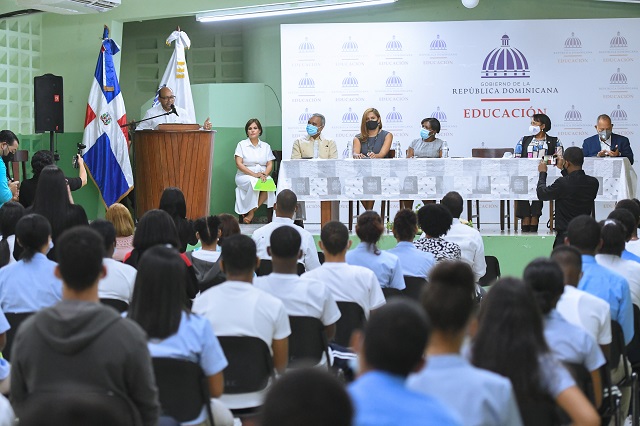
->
xmin=532 ymin=143 xmax=539 ymax=158
xmin=313 ymin=139 xmax=319 ymax=159
xmin=395 ymin=142 xmax=402 ymax=158
xmin=441 ymin=140 xmax=449 ymax=158
xmin=527 ymin=144 xmax=534 ymax=158
xmin=514 ymin=143 xmax=522 ymax=158
xmin=344 ymin=140 xmax=353 ymax=159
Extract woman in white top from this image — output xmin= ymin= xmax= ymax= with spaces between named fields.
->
xmin=234 ymin=118 xmax=276 ymax=224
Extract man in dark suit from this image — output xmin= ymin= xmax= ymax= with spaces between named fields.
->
xmin=582 ymin=114 xmax=633 ymax=164
xmin=537 ymin=147 xmax=599 ymax=248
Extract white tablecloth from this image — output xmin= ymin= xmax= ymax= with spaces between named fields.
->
xmin=278 ymin=157 xmax=636 ymax=202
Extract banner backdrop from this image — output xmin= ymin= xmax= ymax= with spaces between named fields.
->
xmin=280 ymin=19 xmax=639 ymax=223
xmin=281 ymin=19 xmax=639 ymax=158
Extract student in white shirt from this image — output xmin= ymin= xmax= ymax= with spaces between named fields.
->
xmin=596 ymin=219 xmax=640 ymax=309
xmin=254 ymin=225 xmax=341 ymax=342
xmin=89 ymin=220 xmax=136 ymax=304
xmin=252 ymin=189 xmax=320 ymax=272
xmin=552 ymin=245 xmax=612 ymax=356
xmin=303 ymin=221 xmax=385 ymax=319
xmin=192 ymin=234 xmax=290 ymax=410
xmin=440 ymin=191 xmax=486 ymax=283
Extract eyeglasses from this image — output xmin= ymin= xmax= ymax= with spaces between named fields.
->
xmin=159 ymin=95 xmax=176 ymax=101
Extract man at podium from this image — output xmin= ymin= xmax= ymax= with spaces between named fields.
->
xmin=137 ymin=86 xmax=212 ymax=131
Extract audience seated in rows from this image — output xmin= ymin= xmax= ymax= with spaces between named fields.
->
xmin=0 ymin=201 xmax=24 ymax=267
xmin=303 ymin=221 xmax=385 ymax=320
xmin=186 ymin=215 xmax=226 ymax=292
xmin=408 ymin=261 xmax=522 ymax=426
xmin=105 ymin=202 xmax=134 ymax=262
xmin=128 ymin=245 xmax=234 ymax=426
xmin=523 ymin=258 xmax=606 ymax=408
xmin=124 ymin=209 xmax=198 ymax=301
xmin=254 ymin=225 xmax=341 ymax=350
xmin=387 ymin=209 xmax=434 ymax=279
xmin=260 ymin=368 xmax=352 ymax=426
xmin=470 ymin=278 xmax=599 ymax=426
xmin=346 ymin=211 xmax=405 ymax=290
xmin=252 ymin=189 xmax=320 ymax=271
xmin=159 ymin=187 xmax=197 ymax=253
xmin=10 ymin=226 xmax=159 ymax=426
xmin=192 ymin=234 xmax=291 ymax=410
xmin=0 ymin=214 xmax=61 ymax=314
xmin=552 ymin=246 xmax=612 ymax=358
xmin=440 ymin=191 xmax=487 ymax=283
xmin=349 ymin=299 xmax=461 ymax=426
xmin=414 ymin=204 xmax=461 ymax=263
xmin=28 ymin=165 xmax=88 ymax=261
xmin=89 ymin=219 xmax=136 ymax=305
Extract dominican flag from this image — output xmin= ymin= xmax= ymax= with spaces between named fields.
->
xmin=81 ymin=26 xmax=133 ymax=207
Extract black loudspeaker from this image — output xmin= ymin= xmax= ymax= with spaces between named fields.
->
xmin=34 ymin=74 xmax=64 ymax=133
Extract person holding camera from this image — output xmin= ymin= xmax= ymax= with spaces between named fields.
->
xmin=19 ymin=150 xmax=87 ymax=208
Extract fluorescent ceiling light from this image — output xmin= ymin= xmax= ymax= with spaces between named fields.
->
xmin=196 ymin=0 xmax=398 ymax=22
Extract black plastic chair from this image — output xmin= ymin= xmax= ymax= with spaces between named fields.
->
xmin=479 ymin=255 xmax=501 ymax=287
xmin=611 ymin=320 xmax=638 ymax=425
xmin=17 ymin=391 xmax=139 ymax=426
xmin=334 ymin=302 xmax=366 ymax=347
xmin=288 ymin=316 xmax=330 ymax=369
xmin=403 ymin=276 xmax=428 ymax=300
xmin=100 ymin=298 xmax=129 ymax=313
xmin=318 ymin=251 xmax=325 ymax=265
xmin=382 ymin=287 xmax=403 ymax=301
xmin=628 ymin=304 xmax=640 ymax=368
xmin=152 ymin=358 xmax=214 ymax=425
xmin=256 ymin=259 xmax=305 ymax=277
xmin=518 ymin=398 xmax=561 ymax=426
xmin=4 ymin=312 xmax=34 ymax=361
xmin=217 ymin=336 xmax=275 ymax=398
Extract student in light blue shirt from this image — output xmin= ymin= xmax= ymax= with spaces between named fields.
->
xmin=349 ymin=299 xmax=460 ymax=426
xmin=566 ymin=215 xmax=634 ymax=344
xmin=408 ymin=261 xmax=522 ymax=426
xmin=524 ymin=258 xmax=606 ymax=407
xmin=346 ymin=211 xmax=405 ymax=290
xmin=387 ymin=209 xmax=435 ymax=279
xmin=128 ymin=245 xmax=233 ymax=426
xmin=0 ymin=214 xmax=61 ymax=314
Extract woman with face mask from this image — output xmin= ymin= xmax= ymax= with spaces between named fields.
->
xmin=407 ymin=118 xmax=444 ymax=159
xmin=513 ymin=113 xmax=563 ymax=233
xmin=352 ymin=108 xmax=394 ymax=210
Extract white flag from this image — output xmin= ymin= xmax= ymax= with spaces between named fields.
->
xmin=154 ymin=29 xmax=196 ymax=123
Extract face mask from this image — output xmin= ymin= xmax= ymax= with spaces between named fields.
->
xmin=599 ymin=130 xmax=612 ymax=141
xmin=529 ymin=125 xmax=540 ymax=135
xmin=420 ymin=129 xmax=431 ymax=140
xmin=366 ymin=120 xmax=379 ymax=131
xmin=306 ymin=124 xmax=318 ymax=136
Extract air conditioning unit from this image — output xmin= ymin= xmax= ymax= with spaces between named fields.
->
xmin=15 ymin=0 xmax=121 ymax=14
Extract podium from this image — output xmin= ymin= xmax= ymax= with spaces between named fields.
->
xmin=134 ymin=127 xmax=215 ymax=220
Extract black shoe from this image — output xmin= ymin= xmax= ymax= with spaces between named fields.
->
xmin=530 ymin=224 xmax=539 ymax=233
xmin=521 ymin=225 xmax=531 ymax=232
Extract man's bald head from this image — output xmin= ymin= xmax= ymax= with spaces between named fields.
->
xmin=158 ymin=87 xmax=175 ymax=111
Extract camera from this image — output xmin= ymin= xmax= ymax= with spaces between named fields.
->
xmin=72 ymin=143 xmax=86 ymax=169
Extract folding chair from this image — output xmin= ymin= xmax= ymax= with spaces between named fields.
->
xmin=479 ymin=255 xmax=501 ymax=287
xmin=288 ymin=316 xmax=330 ymax=369
xmin=17 ymin=390 xmax=139 ymax=426
xmin=403 ymin=276 xmax=428 ymax=300
xmin=4 ymin=312 xmax=34 ymax=361
xmin=334 ymin=302 xmax=366 ymax=347
xmin=256 ymin=260 xmax=305 ymax=276
xmin=217 ymin=336 xmax=275 ymax=413
xmin=152 ymin=358 xmax=215 ymax=425
xmin=100 ymin=298 xmax=129 ymax=313
xmin=611 ymin=320 xmax=638 ymax=426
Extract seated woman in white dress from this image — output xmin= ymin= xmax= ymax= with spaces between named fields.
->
xmin=234 ymin=118 xmax=276 ymax=224
xmin=128 ymin=245 xmax=234 ymax=426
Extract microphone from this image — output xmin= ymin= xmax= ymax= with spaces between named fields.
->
xmin=170 ymin=105 xmax=179 ymax=117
